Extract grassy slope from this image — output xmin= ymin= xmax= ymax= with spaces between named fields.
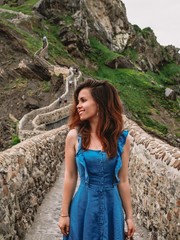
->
xmin=0 ymin=0 xmax=38 ymax=14
xmin=84 ymin=38 xmax=180 ymax=138
xmin=0 ymin=3 xmax=179 ymax=142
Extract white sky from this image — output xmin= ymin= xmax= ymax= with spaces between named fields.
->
xmin=123 ymin=0 xmax=180 ymax=48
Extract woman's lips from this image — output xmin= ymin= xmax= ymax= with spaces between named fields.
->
xmin=78 ymin=109 xmax=84 ymax=114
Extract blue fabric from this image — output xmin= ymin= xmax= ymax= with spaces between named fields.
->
xmin=63 ymin=130 xmax=129 ymax=240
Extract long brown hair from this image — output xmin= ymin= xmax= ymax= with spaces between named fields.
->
xmin=68 ymin=79 xmax=124 ymax=158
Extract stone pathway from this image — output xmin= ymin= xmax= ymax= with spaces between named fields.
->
xmin=25 ymin=163 xmax=151 ymax=240
xmin=25 ymin=164 xmax=65 ymax=240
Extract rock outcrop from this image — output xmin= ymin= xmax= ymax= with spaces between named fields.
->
xmin=33 ymin=0 xmax=180 ymax=72
xmin=126 ymin=26 xmax=180 ymax=71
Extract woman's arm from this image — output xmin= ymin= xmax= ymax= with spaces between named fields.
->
xmin=117 ymin=135 xmax=133 ymax=220
xmin=61 ymin=129 xmax=78 ymax=216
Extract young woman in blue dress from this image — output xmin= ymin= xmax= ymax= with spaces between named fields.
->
xmin=58 ymin=79 xmax=136 ymax=239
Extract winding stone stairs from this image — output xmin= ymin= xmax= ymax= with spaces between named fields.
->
xmin=18 ymin=37 xmax=82 ymax=141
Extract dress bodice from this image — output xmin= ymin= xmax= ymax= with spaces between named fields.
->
xmin=75 ymin=130 xmax=129 ymax=187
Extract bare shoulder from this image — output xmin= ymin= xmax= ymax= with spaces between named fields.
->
xmin=124 ymin=135 xmax=131 ymax=151
xmin=66 ymin=128 xmax=78 ymax=142
xmin=125 ymin=135 xmax=131 ymax=144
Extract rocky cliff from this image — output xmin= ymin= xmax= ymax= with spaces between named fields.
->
xmin=34 ymin=0 xmax=180 ymax=71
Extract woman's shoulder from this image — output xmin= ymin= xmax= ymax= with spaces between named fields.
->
xmin=65 ymin=129 xmax=78 ymax=151
xmin=66 ymin=128 xmax=78 ymax=141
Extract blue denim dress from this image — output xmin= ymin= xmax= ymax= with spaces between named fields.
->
xmin=63 ymin=130 xmax=128 ymax=240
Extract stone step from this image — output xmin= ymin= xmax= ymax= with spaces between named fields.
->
xmin=25 ymin=163 xmax=150 ymax=240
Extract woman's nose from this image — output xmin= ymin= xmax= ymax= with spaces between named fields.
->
xmin=77 ymin=102 xmax=81 ymax=109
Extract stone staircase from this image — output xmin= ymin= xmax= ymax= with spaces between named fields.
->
xmin=18 ymin=37 xmax=82 ymax=140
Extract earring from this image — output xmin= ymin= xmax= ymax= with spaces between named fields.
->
xmin=97 ymin=111 xmax=99 ymax=117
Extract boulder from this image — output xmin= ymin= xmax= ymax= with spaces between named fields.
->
xmin=105 ymin=56 xmax=135 ymax=69
xmin=15 ymin=60 xmax=51 ymax=81
xmin=165 ymin=88 xmax=177 ymax=101
xmin=24 ymin=97 xmax=40 ymax=109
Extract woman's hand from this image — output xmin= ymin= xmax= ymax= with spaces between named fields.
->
xmin=58 ymin=216 xmax=70 ymax=236
xmin=126 ymin=219 xmax=136 ymax=238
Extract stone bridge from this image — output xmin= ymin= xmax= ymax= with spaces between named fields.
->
xmin=0 ymin=115 xmax=179 ymax=240
xmin=0 ymin=38 xmax=179 ymax=240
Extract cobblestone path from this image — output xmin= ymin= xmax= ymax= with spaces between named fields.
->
xmin=25 ymin=163 xmax=150 ymax=240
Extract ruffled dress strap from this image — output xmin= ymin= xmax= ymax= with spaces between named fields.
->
xmin=76 ymin=135 xmax=89 ymax=184
xmin=114 ymin=129 xmax=129 ymax=184
xmin=118 ymin=129 xmax=129 ymax=155
xmin=76 ymin=134 xmax=82 ymax=154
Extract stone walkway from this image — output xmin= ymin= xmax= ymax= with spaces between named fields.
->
xmin=25 ymin=163 xmax=151 ymax=240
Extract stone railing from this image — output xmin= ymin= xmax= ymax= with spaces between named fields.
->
xmin=18 ymin=98 xmax=62 ymax=140
xmin=124 ymin=116 xmax=180 ymax=240
xmin=18 ymin=104 xmax=71 ymax=140
xmin=0 ymin=125 xmax=68 ymax=240
xmin=32 ymin=104 xmax=72 ymax=131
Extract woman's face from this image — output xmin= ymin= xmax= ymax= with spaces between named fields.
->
xmin=77 ymin=88 xmax=98 ymax=121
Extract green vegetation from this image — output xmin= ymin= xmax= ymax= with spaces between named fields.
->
xmin=138 ymin=115 xmax=168 ymax=135
xmin=11 ymin=134 xmax=20 ymax=146
xmin=132 ymin=25 xmax=157 ymax=47
xmin=88 ymin=37 xmax=120 ymax=64
xmin=122 ymin=48 xmax=139 ymax=62
xmin=42 ymin=81 xmax=51 ymax=92
xmin=142 ymin=27 xmax=154 ymax=39
xmin=160 ymin=63 xmax=180 ymax=79
xmin=0 ymin=0 xmax=39 ymax=14
xmin=0 ymin=16 xmax=71 ymax=61
xmin=42 ymin=23 xmax=71 ymax=61
xmin=133 ymin=24 xmax=142 ymax=34
xmin=63 ymin=15 xmax=74 ymax=25
xmin=4 ymin=78 xmax=28 ymax=90
xmin=133 ymin=25 xmax=154 ymax=38
xmin=0 ymin=11 xmax=16 ymax=19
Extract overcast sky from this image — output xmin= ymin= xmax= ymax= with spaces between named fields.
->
xmin=123 ymin=0 xmax=180 ymax=48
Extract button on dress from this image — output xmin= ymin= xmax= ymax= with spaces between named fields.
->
xmin=63 ymin=130 xmax=129 ymax=240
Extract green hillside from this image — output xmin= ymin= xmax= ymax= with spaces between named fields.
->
xmin=0 ymin=1 xmax=179 ymax=147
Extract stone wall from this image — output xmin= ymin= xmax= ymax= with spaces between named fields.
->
xmin=0 ymin=125 xmax=68 ymax=240
xmin=124 ymin=116 xmax=180 ymax=240
xmin=0 ymin=116 xmax=179 ymax=240
xmin=32 ymin=104 xmax=71 ymax=131
xmin=18 ymin=104 xmax=72 ymax=141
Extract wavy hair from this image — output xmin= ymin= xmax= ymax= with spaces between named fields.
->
xmin=68 ymin=79 xmax=124 ymax=158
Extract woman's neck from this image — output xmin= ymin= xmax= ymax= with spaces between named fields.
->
xmin=89 ymin=120 xmax=98 ymax=134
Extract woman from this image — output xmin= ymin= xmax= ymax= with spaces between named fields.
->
xmin=58 ymin=79 xmax=135 ymax=239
